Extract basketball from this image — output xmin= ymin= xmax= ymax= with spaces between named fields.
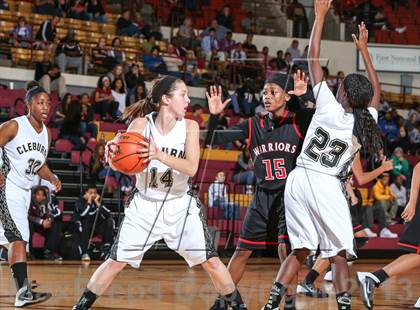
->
xmin=110 ymin=132 xmax=149 ymax=174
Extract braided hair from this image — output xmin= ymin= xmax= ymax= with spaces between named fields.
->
xmin=343 ymin=74 xmax=383 ymax=157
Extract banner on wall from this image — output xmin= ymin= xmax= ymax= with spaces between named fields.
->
xmin=357 ymin=46 xmax=420 ymax=73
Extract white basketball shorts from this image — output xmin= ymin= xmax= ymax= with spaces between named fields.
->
xmin=285 ymin=167 xmax=356 ymax=259
xmin=110 ymin=190 xmax=218 ymax=268
xmin=0 ymin=179 xmax=32 ymax=243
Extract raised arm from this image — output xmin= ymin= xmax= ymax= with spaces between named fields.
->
xmin=205 ymin=85 xmax=249 ymax=146
xmin=308 ymin=0 xmax=331 ymax=86
xmin=352 ymin=152 xmax=393 ymax=186
xmin=352 ymin=22 xmax=381 ymax=111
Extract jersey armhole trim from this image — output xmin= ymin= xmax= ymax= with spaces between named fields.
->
xmin=292 ymin=114 xmax=304 ymax=140
xmin=246 ymin=118 xmax=252 ymax=150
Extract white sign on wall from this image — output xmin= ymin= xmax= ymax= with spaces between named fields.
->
xmin=357 ymin=46 xmax=420 ymax=73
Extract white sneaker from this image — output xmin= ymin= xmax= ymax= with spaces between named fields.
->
xmin=364 ymin=228 xmax=378 ymax=238
xmin=324 ymin=270 xmax=332 ymax=282
xmin=380 ymin=228 xmax=398 ymax=238
xmin=414 ymin=297 xmax=420 ymax=308
xmin=14 ymin=285 xmax=51 ymax=307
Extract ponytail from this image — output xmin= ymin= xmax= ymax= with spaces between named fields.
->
xmin=122 ymin=75 xmax=182 ymax=122
xmin=353 ymin=108 xmax=383 ymax=157
xmin=122 ymin=95 xmax=157 ymax=122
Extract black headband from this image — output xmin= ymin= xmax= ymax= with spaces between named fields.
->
xmin=25 ymin=86 xmax=48 ymax=103
xmin=151 ymin=75 xmax=178 ymax=104
xmin=265 ymin=73 xmax=293 ymax=92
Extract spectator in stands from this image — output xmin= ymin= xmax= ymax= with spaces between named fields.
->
xmin=188 ymin=104 xmax=206 ymax=129
xmin=228 ymin=43 xmax=246 ymax=86
xmin=28 ymin=186 xmax=63 ymax=260
xmin=390 ymin=175 xmax=407 ymax=221
xmin=125 ymin=63 xmax=146 ymax=99
xmin=390 ymin=147 xmax=410 ymax=183
xmin=107 ymin=64 xmax=126 ymax=88
xmin=108 ymin=37 xmax=125 ymax=64
xmin=80 ymin=93 xmax=98 ymax=140
xmin=133 ymin=12 xmax=154 ymax=39
xmin=72 ymin=184 xmax=114 ymax=261
xmin=260 ymin=46 xmax=271 ymax=74
xmin=269 ymin=50 xmax=288 ymax=71
xmin=202 ymin=19 xmax=229 ymax=41
xmin=379 ymin=111 xmax=400 ymax=150
xmin=35 ymin=0 xmax=60 ymax=16
xmin=285 ymin=39 xmax=301 ymax=61
xmin=241 ymin=11 xmax=253 ymax=33
xmin=176 ymin=17 xmax=196 ymax=49
xmin=68 ymin=0 xmax=89 ymax=20
xmin=52 ymin=92 xmax=72 ymax=127
xmin=208 ymin=171 xmax=240 ymax=220
xmin=87 ymin=0 xmax=107 ymax=23
xmin=111 ymin=78 xmax=127 ymax=116
xmin=396 ymin=116 xmax=409 ymax=152
xmin=216 ymin=5 xmax=234 ymax=31
xmin=57 ymin=29 xmax=84 ymax=74
xmin=167 ymin=1 xmax=186 ymax=27
xmin=10 ymin=16 xmax=33 ymax=48
xmin=236 ymin=78 xmax=259 ymax=116
xmin=408 ymin=122 xmax=419 ymax=155
xmin=0 ymin=0 xmax=9 ymax=10
xmin=232 ymin=147 xmax=256 ymax=188
xmin=117 ymin=10 xmax=141 ymax=37
xmin=143 ymin=46 xmax=168 ymax=74
xmin=201 ymin=28 xmax=219 ymax=63
xmin=405 ymin=112 xmax=417 ymax=133
xmin=141 ymin=34 xmax=157 ymax=55
xmin=242 ymin=33 xmax=258 ymax=57
xmin=35 ymin=15 xmax=59 ymax=51
xmin=93 ymin=75 xmax=118 ymax=121
xmin=60 ymin=99 xmax=86 ymax=150
xmin=184 ymin=50 xmax=201 ymax=86
xmin=39 ymin=64 xmax=67 ymax=99
xmin=372 ymin=173 xmax=399 ymax=236
xmin=287 ymin=0 xmax=309 ymax=38
xmin=284 ymin=51 xmax=293 ymax=70
xmin=89 ymin=144 xmax=132 ymax=193
xmin=92 ymin=37 xmax=118 ymax=70
xmin=129 ymin=83 xmax=146 ymax=105
xmin=219 ymin=31 xmax=236 ymax=61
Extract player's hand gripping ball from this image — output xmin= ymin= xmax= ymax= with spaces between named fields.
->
xmin=108 ymin=132 xmax=150 ymax=174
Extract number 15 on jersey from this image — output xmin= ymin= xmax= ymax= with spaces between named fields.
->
xmin=262 ymin=158 xmax=287 ymax=181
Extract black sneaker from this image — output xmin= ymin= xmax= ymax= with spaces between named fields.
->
xmin=260 ymin=293 xmax=281 ymax=310
xmin=297 ymin=281 xmax=329 ymax=298
xmin=14 ymin=284 xmax=52 ymax=307
xmin=357 ymin=272 xmax=379 ymax=309
xmin=209 ymin=296 xmax=228 ymax=310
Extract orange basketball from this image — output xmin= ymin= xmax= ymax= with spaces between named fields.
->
xmin=110 ymin=132 xmax=149 ymax=174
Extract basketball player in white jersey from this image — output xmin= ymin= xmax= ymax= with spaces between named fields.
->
xmin=261 ymin=1 xmax=385 ymax=309
xmin=0 ymin=81 xmax=61 ymax=307
xmin=73 ymin=76 xmax=247 ymax=310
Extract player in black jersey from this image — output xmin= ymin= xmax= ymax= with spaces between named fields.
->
xmin=206 ymin=71 xmax=313 ymax=309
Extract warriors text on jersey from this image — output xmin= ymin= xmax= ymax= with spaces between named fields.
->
xmin=296 ymin=81 xmax=378 ymax=179
xmin=2 ymin=116 xmax=49 ymax=190
xmin=135 ymin=112 xmax=189 ymax=200
xmin=207 ymin=109 xmax=313 ymax=190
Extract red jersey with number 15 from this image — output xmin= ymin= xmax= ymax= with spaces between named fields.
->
xmin=247 ymin=109 xmax=313 ymax=190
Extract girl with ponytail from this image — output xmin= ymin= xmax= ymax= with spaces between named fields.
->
xmin=73 ymin=76 xmax=248 ymax=310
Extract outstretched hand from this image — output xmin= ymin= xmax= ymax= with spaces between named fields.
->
xmin=352 ymin=22 xmax=369 ymax=51
xmin=314 ymin=0 xmax=332 ymax=17
xmin=206 ymin=85 xmax=231 ymax=115
xmin=288 ymin=70 xmax=308 ymax=97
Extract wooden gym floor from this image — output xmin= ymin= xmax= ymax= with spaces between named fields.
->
xmin=0 ymin=258 xmax=419 ymax=309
